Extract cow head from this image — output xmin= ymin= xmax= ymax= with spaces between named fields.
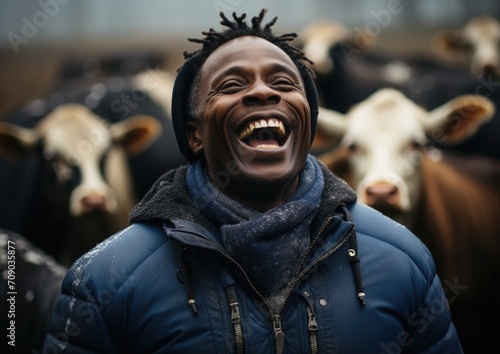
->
xmin=316 ymin=88 xmax=494 ymax=226
xmin=433 ymin=16 xmax=500 ymax=77
xmin=299 ymin=20 xmax=376 ymax=75
xmin=0 ymin=103 xmax=161 ymax=218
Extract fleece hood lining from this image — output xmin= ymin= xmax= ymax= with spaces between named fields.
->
xmin=129 ymin=158 xmax=356 ymax=227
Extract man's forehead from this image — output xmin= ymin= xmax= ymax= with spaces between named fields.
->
xmin=201 ymin=35 xmax=298 ymax=73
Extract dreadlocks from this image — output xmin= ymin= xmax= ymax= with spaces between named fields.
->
xmin=184 ymin=9 xmax=315 ymax=122
xmin=183 ymin=9 xmax=314 ymax=75
xmin=171 ymin=8 xmax=320 ymax=163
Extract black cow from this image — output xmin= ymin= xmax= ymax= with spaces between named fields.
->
xmin=1 ymin=228 xmax=67 ymax=354
xmin=0 ymin=58 xmax=187 ymax=266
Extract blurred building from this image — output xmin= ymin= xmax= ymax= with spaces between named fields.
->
xmin=0 ymin=0 xmax=499 ymax=116
xmin=1 ymin=0 xmax=500 ymax=49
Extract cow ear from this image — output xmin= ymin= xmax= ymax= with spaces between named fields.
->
xmin=299 ymin=21 xmax=375 ymax=75
xmin=425 ymin=95 xmax=495 ymax=144
xmin=299 ymin=21 xmax=351 ymax=75
xmin=111 ymin=115 xmax=162 ymax=154
xmin=312 ymin=107 xmax=348 ymax=154
xmin=432 ymin=29 xmax=470 ymax=56
xmin=317 ymin=145 xmax=354 ymax=186
xmin=0 ymin=122 xmax=40 ymax=159
xmin=316 ymin=107 xmax=348 ymax=137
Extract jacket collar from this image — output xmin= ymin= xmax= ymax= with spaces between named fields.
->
xmin=130 ymin=155 xmax=357 ymax=242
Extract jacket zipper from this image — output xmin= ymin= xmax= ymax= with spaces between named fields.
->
xmin=269 ymin=219 xmax=354 ymax=353
xmin=226 ymin=285 xmax=244 ymax=354
xmin=307 ymin=306 xmax=319 ymax=354
xmin=171 ymin=215 xmax=354 ymax=353
xmin=272 ymin=315 xmax=285 ymax=354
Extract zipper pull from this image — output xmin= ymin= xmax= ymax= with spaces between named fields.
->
xmin=230 ymin=302 xmax=241 ymax=323
xmin=307 ymin=306 xmax=319 ymax=354
xmin=307 ymin=306 xmax=318 ymax=331
xmin=230 ymin=302 xmax=244 ymax=354
xmin=272 ymin=315 xmax=285 ymax=354
xmin=226 ymin=286 xmax=244 ymax=354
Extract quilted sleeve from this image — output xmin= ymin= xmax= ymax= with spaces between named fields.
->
xmin=406 ymin=274 xmax=463 ymax=354
xmin=42 ymin=267 xmax=118 ymax=354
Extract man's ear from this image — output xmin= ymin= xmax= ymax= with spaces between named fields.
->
xmin=186 ymin=120 xmax=204 ymax=156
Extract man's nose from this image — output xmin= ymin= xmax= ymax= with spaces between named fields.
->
xmin=242 ymin=81 xmax=281 ymax=105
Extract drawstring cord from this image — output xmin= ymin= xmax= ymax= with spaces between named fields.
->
xmin=173 ymin=204 xmax=365 ymax=314
xmin=342 ymin=205 xmax=367 ymax=307
xmin=174 ymin=241 xmax=198 ymax=314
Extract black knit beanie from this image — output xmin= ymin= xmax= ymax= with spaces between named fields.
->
xmin=171 ymin=9 xmax=319 ymax=163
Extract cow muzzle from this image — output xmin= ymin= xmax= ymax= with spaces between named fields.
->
xmin=70 ymin=186 xmax=117 ymax=217
xmin=357 ymin=174 xmax=411 ymax=213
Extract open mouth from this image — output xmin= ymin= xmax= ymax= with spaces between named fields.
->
xmin=237 ymin=118 xmax=287 ymax=149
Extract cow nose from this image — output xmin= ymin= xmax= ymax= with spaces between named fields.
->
xmin=364 ymin=182 xmax=401 ymax=209
xmin=81 ymin=194 xmax=107 ymax=213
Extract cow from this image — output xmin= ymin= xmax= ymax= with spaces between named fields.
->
xmin=1 ymin=228 xmax=67 ymax=354
xmin=0 ymin=55 xmax=188 ymax=265
xmin=89 ymin=68 xmax=188 ymax=198
xmin=433 ymin=15 xmax=500 ymax=78
xmin=315 ymin=88 xmax=500 ymax=353
xmin=4 ymin=52 xmax=186 ymax=199
xmin=0 ymin=103 xmax=161 ymax=266
xmin=300 ymin=19 xmax=500 ymax=160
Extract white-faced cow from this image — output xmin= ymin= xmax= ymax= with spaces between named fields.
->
xmin=301 ymin=19 xmax=500 ymax=160
xmin=90 ymin=68 xmax=188 ymax=198
xmin=433 ymin=15 xmax=500 ymax=77
xmin=316 ymin=88 xmax=500 ymax=353
xmin=0 ymin=58 xmax=188 ymax=266
xmin=0 ymin=104 xmax=161 ymax=266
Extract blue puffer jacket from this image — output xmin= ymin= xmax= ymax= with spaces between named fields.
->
xmin=43 ymin=162 xmax=463 ymax=353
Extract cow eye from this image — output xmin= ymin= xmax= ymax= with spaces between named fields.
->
xmin=411 ymin=139 xmax=431 ymax=151
xmin=346 ymin=141 xmax=358 ymax=152
xmin=455 ymin=39 xmax=473 ymax=51
xmin=44 ymin=146 xmax=78 ymax=166
xmin=51 ymin=161 xmax=74 ymax=182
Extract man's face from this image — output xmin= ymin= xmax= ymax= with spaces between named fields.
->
xmin=188 ymin=36 xmax=311 ymax=197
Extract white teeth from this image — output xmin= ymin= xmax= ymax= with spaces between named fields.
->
xmin=256 ymin=144 xmax=280 ymax=149
xmin=238 ymin=118 xmax=286 ymax=140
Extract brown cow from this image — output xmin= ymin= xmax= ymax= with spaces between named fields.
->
xmin=316 ymin=88 xmax=500 ymax=352
xmin=0 ymin=103 xmax=161 ymax=266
